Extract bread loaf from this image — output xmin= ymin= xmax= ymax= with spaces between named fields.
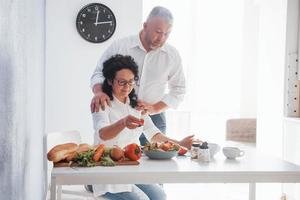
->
xmin=65 ymin=143 xmax=92 ymax=161
xmin=65 ymin=151 xmax=78 ymax=162
xmin=47 ymin=143 xmax=78 ymax=163
xmin=77 ymin=143 xmax=92 ymax=153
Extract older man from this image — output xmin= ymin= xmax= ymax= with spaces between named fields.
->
xmin=90 ymin=6 xmax=186 ymax=146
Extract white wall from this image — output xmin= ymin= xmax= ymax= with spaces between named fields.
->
xmin=46 ymin=0 xmax=142 ymax=143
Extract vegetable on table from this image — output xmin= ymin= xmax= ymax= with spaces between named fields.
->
xmin=124 ymin=143 xmax=142 ymax=161
xmin=75 ymin=149 xmax=96 ymax=167
xmin=178 ymin=146 xmax=188 ymax=156
xmin=110 ymin=146 xmax=125 ymax=161
xmin=144 ymin=141 xmax=180 ymax=152
xmin=101 ymin=155 xmax=116 ymax=166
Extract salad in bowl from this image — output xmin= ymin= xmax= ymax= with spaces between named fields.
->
xmin=143 ymin=141 xmax=180 ymax=159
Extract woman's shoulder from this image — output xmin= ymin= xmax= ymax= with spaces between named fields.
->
xmin=92 ymin=106 xmax=111 ymax=115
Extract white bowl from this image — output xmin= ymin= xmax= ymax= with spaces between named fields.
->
xmin=144 ymin=150 xmax=177 ymax=160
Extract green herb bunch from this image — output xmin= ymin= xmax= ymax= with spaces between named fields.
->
xmin=100 ymin=156 xmax=115 ymax=167
xmin=75 ymin=149 xmax=96 ymax=167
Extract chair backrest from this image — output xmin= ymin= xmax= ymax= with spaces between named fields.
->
xmin=46 ymin=130 xmax=107 ymax=200
xmin=47 ymin=130 xmax=81 ymax=152
xmin=226 ymin=118 xmax=256 ymax=143
xmin=46 ymin=130 xmax=82 ymax=186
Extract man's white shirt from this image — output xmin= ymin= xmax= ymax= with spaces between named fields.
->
xmin=90 ymin=34 xmax=186 ymax=109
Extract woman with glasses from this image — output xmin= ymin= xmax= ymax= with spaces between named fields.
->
xmin=91 ymin=54 xmax=193 ymax=200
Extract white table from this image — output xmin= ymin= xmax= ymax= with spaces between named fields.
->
xmin=50 ymin=148 xmax=300 ymax=200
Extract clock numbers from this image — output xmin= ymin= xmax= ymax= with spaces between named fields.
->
xmin=95 ymin=6 xmax=98 ymax=11
xmin=82 ymin=14 xmax=86 ymax=18
xmin=87 ymin=8 xmax=91 ymax=12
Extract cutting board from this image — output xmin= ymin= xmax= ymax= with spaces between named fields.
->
xmin=53 ymin=159 xmax=139 ymax=167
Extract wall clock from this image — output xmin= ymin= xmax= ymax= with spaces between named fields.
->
xmin=76 ymin=3 xmax=116 ymax=43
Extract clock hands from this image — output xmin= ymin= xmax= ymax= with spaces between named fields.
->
xmin=94 ymin=11 xmax=100 ymax=26
xmin=94 ymin=21 xmax=113 ymax=25
xmin=94 ymin=11 xmax=112 ymax=26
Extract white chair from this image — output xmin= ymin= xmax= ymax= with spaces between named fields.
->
xmin=46 ymin=130 xmax=107 ymax=200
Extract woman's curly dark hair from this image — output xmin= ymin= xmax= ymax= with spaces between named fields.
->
xmin=102 ymin=54 xmax=139 ymax=108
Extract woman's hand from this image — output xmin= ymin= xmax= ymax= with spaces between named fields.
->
xmin=90 ymin=91 xmax=111 ymax=113
xmin=179 ymin=135 xmax=194 ymax=150
xmin=122 ymin=115 xmax=144 ymax=129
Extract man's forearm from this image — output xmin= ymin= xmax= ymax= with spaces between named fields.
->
xmin=153 ymin=101 xmax=169 ymax=114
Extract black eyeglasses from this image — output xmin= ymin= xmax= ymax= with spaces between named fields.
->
xmin=114 ymin=79 xmax=136 ymax=86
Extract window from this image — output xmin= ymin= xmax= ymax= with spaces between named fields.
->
xmin=143 ymin=0 xmax=258 ymax=142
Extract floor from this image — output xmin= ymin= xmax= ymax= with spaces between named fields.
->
xmin=164 ymin=183 xmax=248 ymax=200
xmin=54 ymin=183 xmax=248 ymax=200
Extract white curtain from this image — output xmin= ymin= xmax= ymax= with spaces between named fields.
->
xmin=0 ymin=0 xmax=46 ymax=199
xmin=143 ymin=0 xmax=258 ymax=142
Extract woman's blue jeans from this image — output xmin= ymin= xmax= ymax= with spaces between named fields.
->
xmin=103 ymin=184 xmax=166 ymax=200
xmin=85 ymin=184 xmax=166 ymax=200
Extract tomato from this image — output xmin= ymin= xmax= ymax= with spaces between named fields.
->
xmin=137 ymin=119 xmax=144 ymax=127
xmin=124 ymin=143 xmax=142 ymax=161
xmin=160 ymin=143 xmax=172 ymax=151
xmin=139 ymin=119 xmax=144 ymax=126
xmin=178 ymin=146 xmax=188 ymax=156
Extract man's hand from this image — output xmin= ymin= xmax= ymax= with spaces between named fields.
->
xmin=90 ymin=91 xmax=111 ymax=113
xmin=179 ymin=135 xmax=194 ymax=150
xmin=122 ymin=115 xmax=144 ymax=129
xmin=137 ymin=100 xmax=155 ymax=115
xmin=137 ymin=100 xmax=168 ymax=115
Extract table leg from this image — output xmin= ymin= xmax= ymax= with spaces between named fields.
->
xmin=50 ymin=176 xmax=56 ymax=200
xmin=57 ymin=185 xmax=62 ymax=200
xmin=249 ymin=183 xmax=256 ymax=200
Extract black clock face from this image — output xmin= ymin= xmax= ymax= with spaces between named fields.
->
xmin=76 ymin=3 xmax=116 ymax=43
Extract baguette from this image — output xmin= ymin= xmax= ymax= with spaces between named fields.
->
xmin=65 ymin=151 xmax=78 ymax=162
xmin=47 ymin=143 xmax=78 ymax=163
xmin=77 ymin=143 xmax=92 ymax=153
xmin=65 ymin=143 xmax=92 ymax=161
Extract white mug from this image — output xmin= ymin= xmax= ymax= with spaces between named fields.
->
xmin=222 ymin=147 xmax=245 ymax=159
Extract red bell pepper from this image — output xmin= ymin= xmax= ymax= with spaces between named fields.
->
xmin=124 ymin=143 xmax=142 ymax=161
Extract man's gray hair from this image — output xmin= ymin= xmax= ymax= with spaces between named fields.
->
xmin=147 ymin=6 xmax=173 ymax=25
